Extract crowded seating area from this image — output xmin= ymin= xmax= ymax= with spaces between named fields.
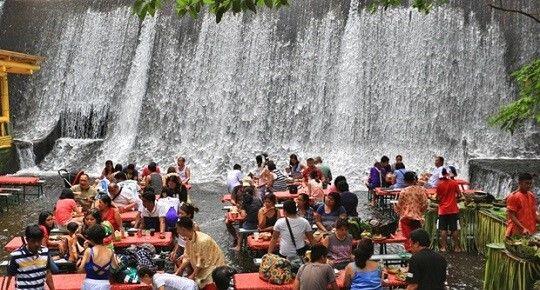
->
xmin=1 ymin=153 xmax=538 ymax=290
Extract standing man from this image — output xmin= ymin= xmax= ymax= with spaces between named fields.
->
xmin=506 ymin=173 xmax=539 ymax=237
xmin=426 ymin=156 xmax=445 ymax=188
xmin=314 ymin=156 xmax=332 ymax=188
xmin=226 ymin=164 xmax=243 ymax=194
xmin=406 ymin=229 xmax=447 ymax=290
xmin=176 ymin=157 xmax=191 ymax=185
xmin=391 ymin=155 xmax=404 ymax=172
xmin=436 ymin=168 xmax=462 ymax=252
xmin=394 ymin=172 xmax=428 ymax=252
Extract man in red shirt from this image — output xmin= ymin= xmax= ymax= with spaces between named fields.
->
xmin=302 ymin=158 xmax=324 ymax=183
xmin=506 ymin=173 xmax=539 ymax=237
xmin=436 ymin=168 xmax=462 ymax=252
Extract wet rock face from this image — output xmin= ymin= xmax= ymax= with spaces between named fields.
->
xmin=469 ymin=159 xmax=540 ymax=199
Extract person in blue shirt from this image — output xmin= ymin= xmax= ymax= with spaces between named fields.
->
xmin=337 ymin=181 xmax=358 ymax=217
xmin=343 ymin=238 xmax=383 ymax=290
xmin=391 ymin=162 xmax=407 ymax=189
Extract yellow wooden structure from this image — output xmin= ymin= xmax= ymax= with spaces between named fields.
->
xmin=0 ymin=50 xmax=43 ymax=149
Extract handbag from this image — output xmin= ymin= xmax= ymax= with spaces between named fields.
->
xmin=258 ymin=253 xmax=294 ymax=285
xmin=285 ymin=217 xmax=310 ymax=257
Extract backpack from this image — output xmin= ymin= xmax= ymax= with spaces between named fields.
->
xmin=258 ymin=254 xmax=294 ymax=285
xmin=165 ymin=206 xmax=179 ymax=229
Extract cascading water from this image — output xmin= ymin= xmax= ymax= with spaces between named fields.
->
xmin=0 ymin=0 xmax=538 ymax=187
xmin=14 ymin=141 xmax=37 ymax=171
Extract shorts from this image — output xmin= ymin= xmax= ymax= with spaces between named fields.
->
xmin=438 ymin=214 xmax=459 ymax=231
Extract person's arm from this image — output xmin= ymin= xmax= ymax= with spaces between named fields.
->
xmin=45 ymin=270 xmax=55 ymax=290
xmin=159 ymin=217 xmax=166 ymax=235
xmin=508 ymin=210 xmax=531 ymax=235
xmin=268 ymin=231 xmax=280 ymax=254
xmin=175 ymin=256 xmax=191 ymax=276
xmin=321 ymin=235 xmax=330 ymax=248
xmin=293 ymin=276 xmax=301 ymax=290
xmin=113 ymin=208 xmax=124 ymax=236
xmin=305 ymin=231 xmax=315 ymax=245
xmin=111 ymin=252 xmax=119 ymax=269
xmin=170 ymin=243 xmax=179 ymax=261
xmin=258 ymin=208 xmax=267 ymax=230
xmin=77 ymin=249 xmax=90 ymax=273
xmin=185 ymin=167 xmax=191 ymax=183
xmin=314 ymin=212 xmax=327 ymax=232
xmin=188 ymin=264 xmax=200 ymax=280
xmin=407 ymin=284 xmax=419 ymax=290
xmin=134 ymin=212 xmax=143 ymax=229
xmin=343 ymin=265 xmax=353 ymax=289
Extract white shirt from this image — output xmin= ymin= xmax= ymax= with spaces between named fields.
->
xmin=110 ymin=187 xmax=135 ymax=207
xmin=138 ymin=203 xmax=159 ymax=218
xmin=226 ymin=169 xmax=244 ymax=193
xmin=273 ymin=216 xmax=312 ymax=258
xmin=157 ymin=196 xmax=181 ymax=217
xmin=118 ymin=180 xmax=139 ymax=198
xmin=427 ymin=166 xmax=447 ymax=188
xmin=153 ymin=273 xmax=197 ymax=290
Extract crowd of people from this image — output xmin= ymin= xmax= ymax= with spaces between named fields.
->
xmin=4 ymin=152 xmax=538 ymax=290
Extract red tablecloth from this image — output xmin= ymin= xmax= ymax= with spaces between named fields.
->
xmin=374 ymin=233 xmax=407 ymax=244
xmin=5 ymin=232 xmax=174 ymax=252
xmin=0 ymin=176 xmax=40 ymax=185
xmin=121 ymin=211 xmax=138 ymax=222
xmin=234 ymin=271 xmax=406 ymax=290
xmin=114 ymin=232 xmax=173 ymax=248
xmin=0 ymin=274 xmax=151 ymax=290
xmin=374 ymin=187 xmax=400 ymax=197
xmin=246 ymin=235 xmax=274 ymax=251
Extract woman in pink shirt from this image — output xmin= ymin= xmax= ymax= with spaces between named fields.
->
xmin=54 ymin=188 xmax=83 ymax=227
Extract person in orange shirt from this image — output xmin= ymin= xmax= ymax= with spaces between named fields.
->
xmin=436 ymin=168 xmax=462 ymax=252
xmin=506 ymin=173 xmax=539 ymax=237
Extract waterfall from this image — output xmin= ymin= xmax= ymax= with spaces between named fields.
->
xmin=14 ymin=141 xmax=38 ymax=171
xmin=1 ymin=1 xmax=538 ymax=184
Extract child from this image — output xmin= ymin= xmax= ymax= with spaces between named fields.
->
xmin=138 ymin=266 xmax=197 ymax=290
xmin=66 ymin=222 xmax=80 ymax=263
xmin=78 ymin=224 xmax=118 ymax=289
xmin=7 ymin=225 xmax=56 ymax=290
xmin=169 ymin=203 xmax=199 ymax=269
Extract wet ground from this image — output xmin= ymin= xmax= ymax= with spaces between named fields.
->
xmin=0 ymin=177 xmax=484 ymax=289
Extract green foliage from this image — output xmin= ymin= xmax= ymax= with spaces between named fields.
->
xmin=489 ymin=58 xmax=540 ymax=133
xmin=367 ymin=0 xmax=447 ymax=14
xmin=133 ymin=0 xmax=288 ymax=23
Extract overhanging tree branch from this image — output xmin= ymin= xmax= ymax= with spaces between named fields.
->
xmin=489 ymin=4 xmax=540 ymax=23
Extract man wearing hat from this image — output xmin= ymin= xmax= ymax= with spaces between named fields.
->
xmin=435 ymin=168 xmax=462 ymax=252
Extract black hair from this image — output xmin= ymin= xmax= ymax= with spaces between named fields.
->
xmin=166 ymin=188 xmax=176 ymax=198
xmin=256 ymin=155 xmax=263 ymax=167
xmin=98 ymin=195 xmax=113 ymax=207
xmin=395 ymin=162 xmax=405 ymax=170
xmin=336 ymin=181 xmax=349 ymax=192
xmin=354 ymin=238 xmax=374 ymax=268
xmin=138 ymin=266 xmax=156 ymax=278
xmin=86 ymin=224 xmax=106 ymax=245
xmin=404 ymin=171 xmax=417 ymax=183
xmin=327 ymin=192 xmax=341 ymax=208
xmin=212 ymin=266 xmax=238 ymax=290
xmin=114 ymin=164 xmax=123 ymax=172
xmin=142 ymin=191 xmax=156 ymax=203
xmin=59 ymin=188 xmax=75 ymax=200
xmin=85 ymin=210 xmax=103 ymax=224
xmin=267 ymin=161 xmax=276 ymax=171
xmin=148 ymin=162 xmax=157 ymax=172
xmin=335 ymin=217 xmax=349 ymax=229
xmin=297 ymin=193 xmax=310 ymax=209
xmin=410 ymin=228 xmax=431 ymax=247
xmin=283 ymin=200 xmax=297 ymax=215
xmin=436 ymin=156 xmax=445 ymax=164
xmin=176 ymin=216 xmax=194 ymax=230
xmin=167 ymin=166 xmax=176 ymax=174
xmin=306 ymin=157 xmax=314 ymax=163
xmin=448 ymin=166 xmax=457 ymax=177
xmin=233 ymin=164 xmax=241 ymax=170
xmin=180 ymin=203 xmax=199 ymax=219
xmin=440 ymin=167 xmax=448 ymax=178
xmin=333 ymin=175 xmax=346 ymax=185
xmin=105 ymin=160 xmax=113 ymax=167
xmin=25 ymin=225 xmax=44 ymax=241
xmin=67 ymin=222 xmax=79 ymax=234
xmin=288 ymin=185 xmax=298 ymax=194
xmin=264 ymin=193 xmax=276 ymax=204
xmin=115 ymin=172 xmax=127 ymax=181
xmin=518 ymin=173 xmax=533 ymax=182
xmin=309 ymin=170 xmax=320 ymax=183
xmin=289 ymin=154 xmax=299 ymax=166
xmin=310 ymin=244 xmax=328 ymax=262
xmin=396 ymin=155 xmax=403 ymax=159
xmin=127 ymin=163 xmax=135 ymax=170
xmin=38 ymin=211 xmax=53 ymax=228
xmin=381 ymin=156 xmax=390 ymax=163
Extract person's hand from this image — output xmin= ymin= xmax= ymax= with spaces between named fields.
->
xmin=131 ymin=221 xmax=136 ymax=227
xmin=169 ymin=251 xmax=176 ymax=261
xmin=187 ymin=273 xmax=196 ymax=280
xmin=523 ymin=228 xmax=532 ymax=235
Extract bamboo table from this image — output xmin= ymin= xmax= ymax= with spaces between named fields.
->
xmin=476 ymin=209 xmax=506 ymax=255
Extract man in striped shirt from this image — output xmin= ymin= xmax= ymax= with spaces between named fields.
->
xmin=7 ymin=225 xmax=55 ymax=290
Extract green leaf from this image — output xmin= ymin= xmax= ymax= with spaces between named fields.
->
xmin=263 ymin=0 xmax=273 ymax=8
xmin=232 ymin=0 xmax=242 ymax=13
xmin=256 ymin=0 xmax=265 ymax=7
xmin=244 ymin=0 xmax=257 ymax=12
xmin=203 ymin=0 xmax=215 ymax=4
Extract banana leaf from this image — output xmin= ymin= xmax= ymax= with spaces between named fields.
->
xmin=477 ymin=210 xmax=506 ymax=255
xmin=483 ymin=244 xmax=540 ymax=290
